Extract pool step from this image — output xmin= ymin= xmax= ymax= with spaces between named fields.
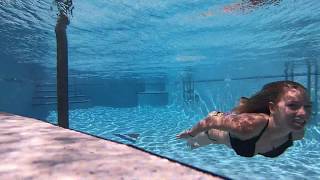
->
xmin=137 ymin=91 xmax=168 ymax=106
xmin=32 ymin=100 xmax=90 ymax=106
xmin=32 ymin=95 xmax=86 ymax=99
xmin=32 ymin=82 xmax=90 ymax=106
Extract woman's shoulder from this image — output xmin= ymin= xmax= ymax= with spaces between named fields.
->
xmin=236 ymin=112 xmax=269 ymax=120
xmin=224 ymin=112 xmax=269 ymax=122
xmin=228 ymin=113 xmax=269 ymax=139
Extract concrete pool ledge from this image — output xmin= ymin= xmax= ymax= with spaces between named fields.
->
xmin=0 ymin=113 xmax=226 ymax=180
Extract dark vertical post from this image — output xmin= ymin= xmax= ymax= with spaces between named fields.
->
xmin=290 ymin=63 xmax=294 ymax=81
xmin=55 ymin=14 xmax=69 ymax=128
xmin=284 ymin=62 xmax=289 ymax=80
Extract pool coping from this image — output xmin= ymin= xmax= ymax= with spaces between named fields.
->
xmin=0 ymin=112 xmax=231 ymax=180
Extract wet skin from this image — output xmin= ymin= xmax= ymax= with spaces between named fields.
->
xmin=271 ymin=88 xmax=312 ymax=132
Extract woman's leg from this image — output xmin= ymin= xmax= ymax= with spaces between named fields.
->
xmin=187 ymin=129 xmax=231 ymax=149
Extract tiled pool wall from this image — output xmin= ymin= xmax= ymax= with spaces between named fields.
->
xmin=1 ymin=56 xmax=318 ymax=127
xmin=1 ymin=66 xmax=182 ymax=121
xmin=0 ymin=58 xmax=46 ymax=118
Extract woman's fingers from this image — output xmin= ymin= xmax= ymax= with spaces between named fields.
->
xmin=176 ymin=130 xmax=191 ymax=139
xmin=176 ymin=132 xmax=185 ymax=138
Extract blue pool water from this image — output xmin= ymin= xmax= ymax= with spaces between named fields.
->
xmin=45 ymin=106 xmax=320 ymax=180
xmin=1 ymin=0 xmax=320 ymax=179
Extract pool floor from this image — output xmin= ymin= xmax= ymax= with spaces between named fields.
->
xmin=0 ymin=112 xmax=226 ymax=180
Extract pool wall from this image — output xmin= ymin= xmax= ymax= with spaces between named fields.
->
xmin=2 ymin=69 xmax=179 ymax=121
xmin=0 ymin=57 xmax=47 ymax=118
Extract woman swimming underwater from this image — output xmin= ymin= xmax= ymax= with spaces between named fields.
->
xmin=177 ymin=81 xmax=312 ymax=158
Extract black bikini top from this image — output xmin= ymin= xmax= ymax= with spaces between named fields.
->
xmin=229 ymin=120 xmax=293 ymax=158
xmin=260 ymin=133 xmax=293 ymax=158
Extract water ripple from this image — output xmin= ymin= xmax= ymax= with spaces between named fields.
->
xmin=46 ymin=106 xmax=320 ymax=179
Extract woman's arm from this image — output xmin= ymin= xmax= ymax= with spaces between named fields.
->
xmin=177 ymin=112 xmax=267 ymax=140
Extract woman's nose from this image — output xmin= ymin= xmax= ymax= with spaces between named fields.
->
xmin=296 ymin=106 xmax=307 ymax=117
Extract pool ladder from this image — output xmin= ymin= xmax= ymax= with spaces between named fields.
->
xmin=285 ymin=60 xmax=319 ymax=114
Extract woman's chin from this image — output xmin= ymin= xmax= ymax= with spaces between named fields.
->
xmin=291 ymin=122 xmax=305 ymax=131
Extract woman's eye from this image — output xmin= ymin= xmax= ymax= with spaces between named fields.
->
xmin=287 ymin=104 xmax=299 ymax=110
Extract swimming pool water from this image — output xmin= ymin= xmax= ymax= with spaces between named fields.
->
xmin=1 ymin=0 xmax=320 ymax=179
xmin=46 ymin=106 xmax=320 ymax=180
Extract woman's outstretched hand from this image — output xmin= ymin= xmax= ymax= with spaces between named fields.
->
xmin=176 ymin=130 xmax=193 ymax=139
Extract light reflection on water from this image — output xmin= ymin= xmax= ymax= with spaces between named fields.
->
xmin=1 ymin=0 xmax=319 ymax=79
xmin=47 ymin=106 xmax=320 ymax=180
xmin=1 ymin=0 xmax=320 ymax=179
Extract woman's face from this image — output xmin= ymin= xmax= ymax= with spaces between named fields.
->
xmin=273 ymin=88 xmax=312 ymax=131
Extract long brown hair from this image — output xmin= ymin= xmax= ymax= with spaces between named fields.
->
xmin=232 ymin=80 xmax=307 ymax=115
